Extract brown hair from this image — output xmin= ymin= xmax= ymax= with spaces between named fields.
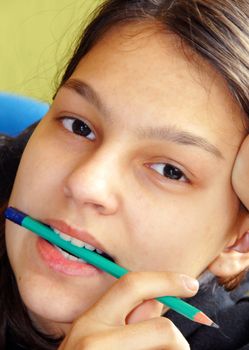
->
xmin=57 ymin=0 xmax=249 ymax=117
xmin=1 ymin=0 xmax=249 ymax=348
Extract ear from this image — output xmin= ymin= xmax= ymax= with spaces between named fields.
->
xmin=208 ymin=206 xmax=249 ymax=278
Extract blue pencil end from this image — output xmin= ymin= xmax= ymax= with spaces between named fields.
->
xmin=4 ymin=207 xmax=27 ymax=225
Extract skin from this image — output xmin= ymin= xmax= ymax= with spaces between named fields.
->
xmin=5 ymin=22 xmax=249 ymax=347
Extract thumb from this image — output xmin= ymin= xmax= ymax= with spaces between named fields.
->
xmin=232 ymin=135 xmax=249 ymax=210
xmin=125 ymin=299 xmax=164 ymax=324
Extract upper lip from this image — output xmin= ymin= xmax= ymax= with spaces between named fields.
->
xmin=42 ymin=218 xmax=115 ymax=261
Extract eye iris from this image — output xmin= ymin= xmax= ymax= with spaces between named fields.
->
xmin=72 ymin=120 xmax=91 ymax=137
xmin=163 ymin=164 xmax=182 ymax=180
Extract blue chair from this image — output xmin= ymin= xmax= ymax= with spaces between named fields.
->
xmin=0 ymin=92 xmax=49 ymax=137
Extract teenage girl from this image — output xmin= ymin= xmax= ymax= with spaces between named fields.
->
xmin=1 ymin=1 xmax=249 ymax=349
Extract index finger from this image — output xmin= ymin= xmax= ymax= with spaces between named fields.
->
xmin=82 ymin=271 xmax=198 ymax=326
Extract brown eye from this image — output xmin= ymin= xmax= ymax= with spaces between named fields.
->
xmin=150 ymin=163 xmax=188 ymax=182
xmin=163 ymin=164 xmax=184 ymax=180
xmin=60 ymin=117 xmax=96 ymax=140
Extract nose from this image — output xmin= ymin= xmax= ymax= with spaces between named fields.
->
xmin=63 ymin=148 xmax=120 ymax=215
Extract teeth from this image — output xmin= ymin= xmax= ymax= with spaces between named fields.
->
xmin=53 ymin=228 xmax=61 ymax=235
xmin=68 ymin=255 xmax=79 ymax=262
xmin=54 ymin=245 xmax=86 ymax=263
xmin=56 ymin=231 xmax=71 ymax=241
xmin=54 ymin=245 xmax=69 ymax=259
xmin=71 ymin=237 xmax=85 ymax=247
xmin=51 ymin=227 xmax=103 ymax=255
xmin=84 ymin=243 xmax=95 ymax=251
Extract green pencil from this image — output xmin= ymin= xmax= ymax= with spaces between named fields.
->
xmin=4 ymin=206 xmax=218 ymax=328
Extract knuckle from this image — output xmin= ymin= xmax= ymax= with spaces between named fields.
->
xmin=164 ymin=271 xmax=182 ymax=288
xmin=75 ymin=336 xmax=97 ymax=350
xmin=119 ymin=272 xmax=140 ymax=292
xmin=152 ymin=317 xmax=173 ymax=335
xmin=152 ymin=317 xmax=190 ymax=349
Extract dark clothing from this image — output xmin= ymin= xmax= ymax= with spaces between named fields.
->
xmin=6 ymin=277 xmax=249 ymax=349
xmin=167 ymin=277 xmax=249 ymax=349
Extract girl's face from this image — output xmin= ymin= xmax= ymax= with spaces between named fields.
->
xmin=5 ymin=23 xmax=246 ymax=333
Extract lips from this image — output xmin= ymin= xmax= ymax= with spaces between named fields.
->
xmin=42 ymin=218 xmax=116 ymax=262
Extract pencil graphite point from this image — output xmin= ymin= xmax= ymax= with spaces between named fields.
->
xmin=211 ymin=322 xmax=220 ymax=329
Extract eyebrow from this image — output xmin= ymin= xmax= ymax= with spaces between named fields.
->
xmin=62 ymin=78 xmax=224 ymax=160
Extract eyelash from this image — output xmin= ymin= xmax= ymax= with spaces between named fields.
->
xmin=58 ymin=116 xmax=189 ymax=183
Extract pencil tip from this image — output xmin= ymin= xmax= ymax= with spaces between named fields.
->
xmin=194 ymin=312 xmax=219 ymax=328
xmin=211 ymin=322 xmax=219 ymax=329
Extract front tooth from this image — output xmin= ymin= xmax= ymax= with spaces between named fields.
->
xmin=52 ymin=228 xmax=72 ymax=241
xmin=84 ymin=243 xmax=95 ymax=251
xmin=96 ymin=248 xmax=103 ymax=254
xmin=59 ymin=233 xmax=71 ymax=241
xmin=61 ymin=249 xmax=69 ymax=259
xmin=53 ymin=228 xmax=61 ymax=235
xmin=71 ymin=238 xmax=85 ymax=247
xmin=68 ymin=255 xmax=79 ymax=261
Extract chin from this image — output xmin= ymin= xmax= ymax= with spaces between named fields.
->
xmin=17 ymin=276 xmax=89 ymax=329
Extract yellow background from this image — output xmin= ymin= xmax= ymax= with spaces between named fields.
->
xmin=0 ymin=1 xmax=102 ymax=103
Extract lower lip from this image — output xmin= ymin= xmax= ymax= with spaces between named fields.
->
xmin=37 ymin=237 xmax=104 ymax=276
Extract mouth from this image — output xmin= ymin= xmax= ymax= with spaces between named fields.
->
xmin=49 ymin=226 xmax=116 ymax=264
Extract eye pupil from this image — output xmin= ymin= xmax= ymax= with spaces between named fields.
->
xmin=163 ymin=164 xmax=182 ymax=180
xmin=72 ymin=120 xmax=91 ymax=137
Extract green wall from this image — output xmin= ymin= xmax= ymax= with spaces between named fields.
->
xmin=0 ymin=1 xmax=102 ymax=103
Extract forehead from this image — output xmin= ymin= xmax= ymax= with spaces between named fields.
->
xmin=72 ymin=22 xmax=246 ymax=153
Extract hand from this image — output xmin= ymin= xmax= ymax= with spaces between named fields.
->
xmin=232 ymin=135 xmax=249 ymax=209
xmin=58 ymin=271 xmax=199 ymax=349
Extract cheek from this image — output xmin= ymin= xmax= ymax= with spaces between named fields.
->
xmin=124 ymin=191 xmax=198 ymax=270
xmin=125 ymin=181 xmax=238 ymax=275
xmin=9 ymin=128 xmax=65 ymax=211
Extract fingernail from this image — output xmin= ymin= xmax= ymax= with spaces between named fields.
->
xmin=181 ymin=275 xmax=199 ymax=292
